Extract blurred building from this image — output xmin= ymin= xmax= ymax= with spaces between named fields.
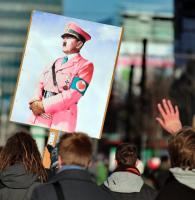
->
xmin=0 ymin=0 xmax=176 ymax=163
xmin=63 ymin=0 xmax=174 ymax=156
xmin=117 ymin=0 xmax=173 ymax=97
xmin=107 ymin=0 xmax=174 ymax=144
xmin=0 ymin=0 xmax=62 ymax=145
xmin=170 ymin=0 xmax=195 ymax=126
xmin=117 ymin=9 xmax=174 ymax=101
xmin=174 ymin=0 xmax=195 ymax=67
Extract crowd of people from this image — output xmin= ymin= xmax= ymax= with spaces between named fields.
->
xmin=0 ymin=99 xmax=195 ymax=200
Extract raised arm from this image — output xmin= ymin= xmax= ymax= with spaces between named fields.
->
xmin=156 ymin=99 xmax=182 ymax=135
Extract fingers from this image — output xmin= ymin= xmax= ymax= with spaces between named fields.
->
xmin=162 ymin=99 xmax=171 ymax=114
xmin=41 ymin=113 xmax=52 ymax=119
xmin=29 ymin=103 xmax=34 ymax=110
xmin=156 ymin=117 xmax=165 ymax=128
xmin=157 ymin=99 xmax=176 ymax=118
xmin=157 ymin=103 xmax=167 ymax=119
xmin=29 ymin=99 xmax=38 ymax=104
xmin=167 ymin=99 xmax=174 ymax=114
xmin=32 ymin=109 xmax=43 ymax=116
xmin=30 ymin=104 xmax=40 ymax=115
xmin=30 ymin=101 xmax=44 ymax=116
xmin=175 ymin=105 xmax=179 ymax=117
xmin=31 ymin=101 xmax=41 ymax=110
xmin=156 ymin=117 xmax=164 ymax=125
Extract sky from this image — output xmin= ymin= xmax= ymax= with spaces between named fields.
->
xmin=63 ymin=0 xmax=173 ymax=25
xmin=10 ymin=10 xmax=122 ymax=138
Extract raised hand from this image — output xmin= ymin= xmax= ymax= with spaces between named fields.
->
xmin=156 ymin=99 xmax=182 ymax=135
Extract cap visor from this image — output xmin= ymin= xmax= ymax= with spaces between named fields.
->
xmin=61 ymin=33 xmax=79 ymax=40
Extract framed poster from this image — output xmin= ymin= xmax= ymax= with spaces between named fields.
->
xmin=10 ymin=10 xmax=123 ymax=138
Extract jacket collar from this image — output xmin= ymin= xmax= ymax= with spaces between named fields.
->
xmin=114 ymin=166 xmax=141 ymax=176
xmin=49 ymin=169 xmax=92 ymax=183
xmin=104 ymin=171 xmax=144 ymax=193
xmin=58 ymin=165 xmax=86 ymax=173
xmin=55 ymin=53 xmax=82 ymax=72
xmin=170 ymin=167 xmax=195 ymax=190
xmin=66 ymin=53 xmax=79 ymax=60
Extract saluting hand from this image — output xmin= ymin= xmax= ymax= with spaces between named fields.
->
xmin=156 ymin=99 xmax=182 ymax=135
xmin=29 ymin=100 xmax=45 ymax=116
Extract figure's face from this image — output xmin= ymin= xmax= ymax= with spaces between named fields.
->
xmin=62 ymin=35 xmax=82 ymax=54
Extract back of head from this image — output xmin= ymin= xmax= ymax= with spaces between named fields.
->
xmin=116 ymin=143 xmax=138 ymax=168
xmin=59 ymin=132 xmax=92 ymax=167
xmin=168 ymin=127 xmax=195 ymax=169
xmin=0 ymin=131 xmax=47 ymax=182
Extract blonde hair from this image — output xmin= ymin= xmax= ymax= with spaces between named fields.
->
xmin=169 ymin=127 xmax=195 ymax=169
xmin=59 ymin=132 xmax=92 ymax=167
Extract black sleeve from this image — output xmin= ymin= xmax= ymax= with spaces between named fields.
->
xmin=141 ymin=184 xmax=158 ymax=200
xmin=0 ymin=180 xmax=5 ymax=189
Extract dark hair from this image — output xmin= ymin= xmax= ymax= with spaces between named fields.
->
xmin=0 ymin=146 xmax=3 ymax=153
xmin=59 ymin=132 xmax=92 ymax=167
xmin=115 ymin=143 xmax=138 ymax=168
xmin=168 ymin=127 xmax=195 ymax=169
xmin=0 ymin=131 xmax=47 ymax=182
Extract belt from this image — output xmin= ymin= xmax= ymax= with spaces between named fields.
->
xmin=43 ymin=90 xmax=58 ymax=98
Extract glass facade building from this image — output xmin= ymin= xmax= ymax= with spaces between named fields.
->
xmin=0 ymin=0 xmax=62 ymax=145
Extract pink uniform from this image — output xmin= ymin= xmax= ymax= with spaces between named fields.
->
xmin=29 ymin=54 xmax=94 ymax=132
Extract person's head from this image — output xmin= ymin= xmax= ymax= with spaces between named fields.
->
xmin=115 ymin=143 xmax=138 ymax=168
xmin=61 ymin=22 xmax=91 ymax=55
xmin=168 ymin=127 xmax=195 ymax=170
xmin=58 ymin=132 xmax=93 ymax=168
xmin=0 ymin=131 xmax=47 ymax=182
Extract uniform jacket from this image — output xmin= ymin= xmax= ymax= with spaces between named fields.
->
xmin=101 ymin=171 xmax=157 ymax=200
xmin=155 ymin=170 xmax=195 ymax=200
xmin=29 ymin=54 xmax=94 ymax=132
xmin=0 ymin=164 xmax=41 ymax=200
xmin=31 ymin=169 xmax=114 ymax=200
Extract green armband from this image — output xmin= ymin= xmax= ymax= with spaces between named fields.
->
xmin=70 ymin=76 xmax=89 ymax=95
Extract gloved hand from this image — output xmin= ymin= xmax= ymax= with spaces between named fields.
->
xmin=29 ymin=100 xmax=44 ymax=115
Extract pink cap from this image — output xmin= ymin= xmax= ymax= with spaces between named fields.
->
xmin=61 ymin=22 xmax=91 ymax=42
